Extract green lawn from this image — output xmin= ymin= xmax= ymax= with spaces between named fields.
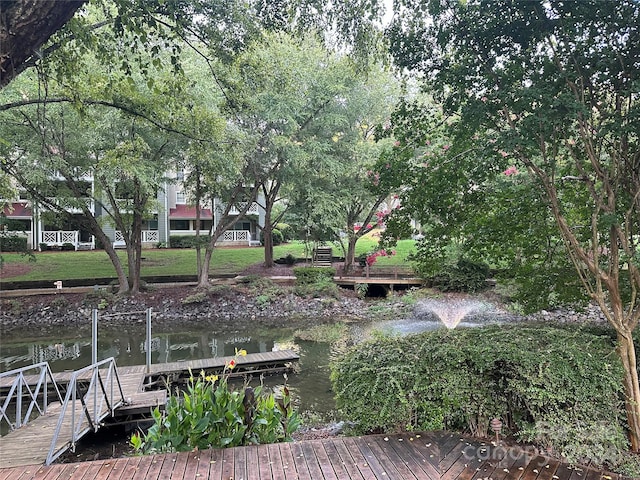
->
xmin=1 ymin=239 xmax=416 ymax=282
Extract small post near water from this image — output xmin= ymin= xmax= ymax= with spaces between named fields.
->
xmin=92 ymin=309 xmax=99 ymax=364
xmin=146 ymin=307 xmax=152 ymax=373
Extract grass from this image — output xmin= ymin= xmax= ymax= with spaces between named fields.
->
xmin=1 ymin=238 xmax=416 ymax=282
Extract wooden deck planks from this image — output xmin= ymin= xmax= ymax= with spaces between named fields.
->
xmin=278 ymin=441 xmax=300 ymax=480
xmin=320 ymin=438 xmax=360 ymax=480
xmin=299 ymin=440 xmax=328 ymax=479
xmin=243 ymin=445 xmax=261 ymax=480
xmin=288 ymin=440 xmax=312 ymax=479
xmin=266 ymin=442 xmax=288 ymax=480
xmin=0 ymin=432 xmax=628 ymax=480
xmin=329 ymin=437 xmax=367 ymax=480
xmin=384 ymin=434 xmax=440 ymax=480
xmin=340 ymin=436 xmax=378 ymax=480
xmin=366 ymin=436 xmax=416 ymax=479
xmin=306 ymin=440 xmax=339 ymax=480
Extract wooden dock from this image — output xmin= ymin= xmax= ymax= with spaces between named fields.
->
xmin=0 ymin=369 xmax=164 ymax=469
xmin=0 ymin=431 xmax=629 ymax=479
xmin=0 ymin=351 xmax=298 ymax=469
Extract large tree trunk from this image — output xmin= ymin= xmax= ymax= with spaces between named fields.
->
xmin=344 ymin=232 xmax=358 ymax=274
xmin=94 ymin=228 xmax=129 ymax=294
xmin=0 ymin=0 xmax=85 ymax=88
xmin=195 ymin=199 xmax=202 ymax=278
xmin=126 ymin=187 xmax=145 ymax=294
xmin=616 ymin=328 xmax=640 ymax=451
xmin=263 ymin=206 xmax=274 ymax=268
xmin=261 ymin=180 xmax=281 ymax=269
xmin=198 ymin=245 xmax=214 ymax=288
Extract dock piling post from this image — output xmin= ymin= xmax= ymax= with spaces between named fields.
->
xmin=92 ymin=309 xmax=98 ymax=364
xmin=146 ymin=308 xmax=152 ymax=373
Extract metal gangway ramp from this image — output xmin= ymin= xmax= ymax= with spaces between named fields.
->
xmin=0 ymin=358 xmax=125 ymax=467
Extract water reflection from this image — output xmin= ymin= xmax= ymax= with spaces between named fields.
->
xmin=0 ymin=325 xmax=336 ymax=417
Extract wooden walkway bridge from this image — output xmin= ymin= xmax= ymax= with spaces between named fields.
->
xmin=0 ymin=351 xmax=299 ymax=469
xmin=0 ymin=431 xmax=629 ymax=480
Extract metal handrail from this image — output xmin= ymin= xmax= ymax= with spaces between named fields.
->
xmin=46 ymin=357 xmax=126 ymax=465
xmin=0 ymin=362 xmax=63 ymax=431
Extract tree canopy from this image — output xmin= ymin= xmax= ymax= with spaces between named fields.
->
xmin=385 ymin=0 xmax=640 ymax=451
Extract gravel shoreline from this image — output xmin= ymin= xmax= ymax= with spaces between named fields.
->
xmin=1 ymin=280 xmax=610 ymax=341
xmin=0 ymin=282 xmax=411 ymax=340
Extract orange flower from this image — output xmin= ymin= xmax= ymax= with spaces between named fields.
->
xmin=228 ymin=359 xmax=236 ymax=370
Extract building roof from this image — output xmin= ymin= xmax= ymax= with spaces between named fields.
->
xmin=2 ymin=202 xmax=32 ymax=218
xmin=169 ymin=204 xmax=213 ymax=220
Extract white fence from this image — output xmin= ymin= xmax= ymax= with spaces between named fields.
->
xmin=40 ymin=231 xmax=94 ymax=250
xmin=222 ymin=230 xmax=251 ymax=244
xmin=114 ymin=230 xmax=159 ymax=248
xmin=40 ymin=230 xmax=79 ymax=250
xmin=229 ymin=202 xmax=259 ymax=216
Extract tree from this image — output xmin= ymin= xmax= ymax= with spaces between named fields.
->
xmin=0 ymin=0 xmax=85 ymax=88
xmin=0 ymin=0 xmax=391 ymax=90
xmin=224 ymin=32 xmax=358 ymax=268
xmin=301 ymin=66 xmax=400 ymax=272
xmin=0 ymin=46 xmax=222 ymax=293
xmin=387 ymin=0 xmax=640 ymax=449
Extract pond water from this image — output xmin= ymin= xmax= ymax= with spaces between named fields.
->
xmin=0 ymin=298 xmax=517 ymax=420
xmin=0 ymin=323 xmax=341 ymax=419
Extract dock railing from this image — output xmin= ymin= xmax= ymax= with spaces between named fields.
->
xmin=0 ymin=362 xmax=63 ymax=431
xmin=46 ymin=357 xmax=126 ymax=465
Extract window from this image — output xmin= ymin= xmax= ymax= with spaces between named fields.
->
xmin=170 ymin=220 xmax=190 ymax=230
xmin=176 ymin=191 xmax=186 ymax=204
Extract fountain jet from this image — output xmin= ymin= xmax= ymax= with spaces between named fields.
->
xmin=415 ymin=298 xmax=487 ymax=329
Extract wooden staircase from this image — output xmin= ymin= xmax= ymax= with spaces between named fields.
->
xmin=313 ymin=246 xmax=333 ymax=267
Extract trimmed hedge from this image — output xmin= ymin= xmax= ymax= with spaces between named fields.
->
xmin=169 ymin=235 xmax=211 ymax=248
xmin=331 ymin=324 xmax=628 ymax=466
xmin=0 ymin=235 xmax=28 ymax=252
xmin=293 ymin=266 xmax=336 ymax=285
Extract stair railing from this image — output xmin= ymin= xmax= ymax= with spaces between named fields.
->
xmin=46 ymin=357 xmax=126 ymax=465
xmin=0 ymin=362 xmax=63 ymax=431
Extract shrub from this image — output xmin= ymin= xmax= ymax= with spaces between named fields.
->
xmin=261 ymin=228 xmax=284 ymax=246
xmin=83 ymin=289 xmax=116 ymax=309
xmin=272 ymin=228 xmax=284 ymax=246
xmin=355 ymin=283 xmax=369 ymax=299
xmin=61 ymin=242 xmax=75 ymax=251
xmin=276 ymin=223 xmax=293 ymax=242
xmin=131 ymin=354 xmax=300 ymax=453
xmin=169 ymin=235 xmax=211 ymax=248
xmin=331 ymin=324 xmax=627 ymax=467
xmin=0 ymin=235 xmax=28 ymax=252
xmin=50 ymin=296 xmax=69 ymax=309
xmin=430 ymin=258 xmax=490 ymax=292
xmin=237 ymin=274 xmax=263 ymax=285
xmin=293 ymin=266 xmax=336 ymax=285
xmin=182 ymin=291 xmax=208 ymax=304
xmin=294 ymin=277 xmax=341 ymax=298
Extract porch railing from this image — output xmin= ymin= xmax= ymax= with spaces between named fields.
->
xmin=41 ymin=230 xmax=79 ymax=246
xmin=222 ymin=230 xmax=250 ymax=243
xmin=229 ymin=202 xmax=259 ymax=216
xmin=114 ymin=230 xmax=159 ymax=246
